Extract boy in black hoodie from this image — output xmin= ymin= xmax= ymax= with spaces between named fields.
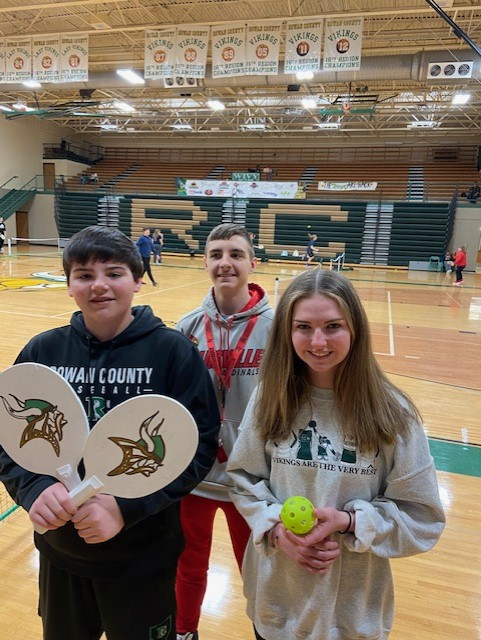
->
xmin=0 ymin=225 xmax=220 ymax=640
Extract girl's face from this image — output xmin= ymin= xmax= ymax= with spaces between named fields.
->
xmin=291 ymin=294 xmax=352 ymax=389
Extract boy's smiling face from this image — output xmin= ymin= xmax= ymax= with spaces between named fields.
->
xmin=68 ymin=259 xmax=142 ymax=341
xmin=204 ymin=236 xmax=256 ymax=297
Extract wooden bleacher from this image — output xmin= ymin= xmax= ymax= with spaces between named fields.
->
xmin=56 ymin=145 xmax=472 ymax=267
xmin=64 ymin=153 xmax=480 ymax=203
xmin=66 ymin=161 xmax=217 ymax=195
xmin=422 ymin=163 xmax=480 ymax=200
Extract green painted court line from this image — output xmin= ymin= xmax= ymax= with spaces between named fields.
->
xmin=0 ymin=503 xmax=19 ymax=522
xmin=428 ymin=438 xmax=481 ymax=478
xmin=0 ymin=441 xmax=476 ymax=522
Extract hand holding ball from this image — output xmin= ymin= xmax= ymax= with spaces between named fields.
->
xmin=280 ymin=496 xmax=317 ymax=534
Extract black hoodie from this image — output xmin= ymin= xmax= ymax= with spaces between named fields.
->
xmin=0 ymin=305 xmax=220 ymax=579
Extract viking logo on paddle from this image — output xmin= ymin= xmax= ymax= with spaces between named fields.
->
xmin=0 ymin=394 xmax=67 ymax=456
xmin=107 ymin=410 xmax=166 ymax=478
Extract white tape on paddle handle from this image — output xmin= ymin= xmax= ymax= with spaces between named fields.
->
xmin=34 ymin=476 xmax=104 ymax=535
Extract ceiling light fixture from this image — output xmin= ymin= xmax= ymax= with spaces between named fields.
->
xmin=116 ymin=69 xmax=145 ymax=85
xmin=207 ymin=99 xmax=225 ymax=111
xmin=172 ymin=123 xmax=193 ymax=130
xmin=452 ymin=92 xmax=470 ymax=105
xmin=12 ymin=102 xmax=35 ymax=111
xmin=407 ymin=120 xmax=440 ymax=129
xmin=301 ymin=98 xmax=317 ymax=109
xmin=113 ymin=100 xmax=136 ymax=113
xmin=317 ymin=122 xmax=341 ymax=129
xmin=22 ymin=80 xmax=42 ymax=89
xmin=0 ymin=105 xmax=14 ymax=112
xmin=296 ymin=71 xmax=314 ymax=81
xmin=241 ymin=123 xmax=266 ymax=130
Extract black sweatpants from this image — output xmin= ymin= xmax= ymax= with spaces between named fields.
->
xmin=141 ymin=256 xmax=156 ymax=284
xmin=38 ymin=554 xmax=177 ymax=640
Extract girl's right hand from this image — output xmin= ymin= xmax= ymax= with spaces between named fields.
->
xmin=271 ymin=522 xmax=341 ymax=574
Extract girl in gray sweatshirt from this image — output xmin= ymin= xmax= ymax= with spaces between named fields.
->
xmin=228 ymin=268 xmax=445 ymax=640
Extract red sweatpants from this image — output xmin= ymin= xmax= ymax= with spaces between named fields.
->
xmin=175 ymin=493 xmax=251 ymax=633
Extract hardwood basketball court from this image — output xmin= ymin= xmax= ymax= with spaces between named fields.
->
xmin=0 ymin=246 xmax=480 ymax=640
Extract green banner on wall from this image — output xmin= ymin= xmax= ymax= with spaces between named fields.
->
xmin=232 ymin=172 xmax=260 ymax=181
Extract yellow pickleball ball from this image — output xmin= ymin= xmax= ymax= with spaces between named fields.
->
xmin=280 ymin=496 xmax=316 ymax=534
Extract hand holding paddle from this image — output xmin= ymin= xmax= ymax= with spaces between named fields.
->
xmin=34 ymin=394 xmax=199 ymax=534
xmin=0 ymin=364 xmax=199 ymax=535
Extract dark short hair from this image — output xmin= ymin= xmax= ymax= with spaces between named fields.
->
xmin=62 ymin=226 xmax=143 ymax=281
xmin=205 ymin=223 xmax=255 ymax=258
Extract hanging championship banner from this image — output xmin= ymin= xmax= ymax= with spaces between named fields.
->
xmin=5 ymin=37 xmax=32 ymax=83
xmin=0 ymin=40 xmax=5 ymax=83
xmin=245 ymin=22 xmax=282 ymax=75
xmin=60 ymin=34 xmax=88 ymax=81
xmin=284 ymin=19 xmax=323 ymax=74
xmin=145 ymin=29 xmax=176 ymax=78
xmin=174 ymin=25 xmax=209 ymax=78
xmin=323 ymin=17 xmax=363 ymax=71
xmin=212 ymin=23 xmax=246 ymax=78
xmin=32 ymin=35 xmax=60 ymax=82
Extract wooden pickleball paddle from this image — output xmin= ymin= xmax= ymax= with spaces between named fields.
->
xmin=0 ymin=362 xmax=89 ymax=490
xmin=36 ymin=394 xmax=199 ymax=534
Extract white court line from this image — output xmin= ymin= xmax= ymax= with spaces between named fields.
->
xmin=51 ymin=277 xmax=211 ymax=318
xmin=444 ymin=291 xmax=464 ymax=308
xmin=0 ymin=309 xmax=57 ymax=319
xmin=375 ymin=290 xmax=395 ymax=357
xmin=0 ymin=277 xmax=211 ymax=320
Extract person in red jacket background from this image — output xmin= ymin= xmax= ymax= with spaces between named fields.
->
xmin=453 ymin=245 xmax=467 ymax=286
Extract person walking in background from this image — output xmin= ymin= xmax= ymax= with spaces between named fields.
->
xmin=153 ymin=228 xmax=164 ymax=264
xmin=175 ymin=223 xmax=274 ymax=640
xmin=304 ymin=232 xmax=318 ymax=267
xmin=0 ymin=216 xmax=6 ymax=253
xmin=228 ymin=269 xmax=445 ymax=640
xmin=0 ymin=225 xmax=220 ymax=640
xmin=136 ymin=227 xmax=157 ymax=286
xmin=453 ymin=245 xmax=467 ymax=286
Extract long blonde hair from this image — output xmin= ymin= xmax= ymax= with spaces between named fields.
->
xmin=256 ymin=269 xmax=420 ymax=451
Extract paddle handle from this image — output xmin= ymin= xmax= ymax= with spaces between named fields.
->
xmin=34 ymin=475 xmax=104 ymax=535
xmin=55 ymin=463 xmax=82 ymax=491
